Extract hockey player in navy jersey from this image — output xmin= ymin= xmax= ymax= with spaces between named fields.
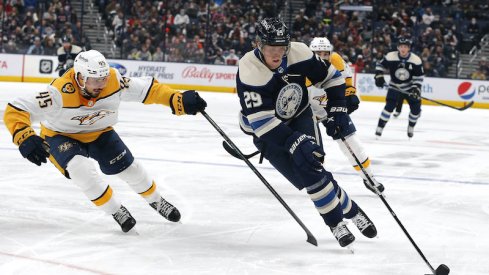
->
xmin=236 ymin=17 xmax=377 ymax=248
xmin=374 ymin=36 xmax=424 ymax=138
xmin=4 ymin=50 xmax=207 ymax=233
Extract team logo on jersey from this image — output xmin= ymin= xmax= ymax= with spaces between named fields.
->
xmin=71 ymin=110 xmax=115 ymax=125
xmin=312 ymin=94 xmax=328 ymax=106
xmin=57 ymin=141 xmax=74 ymax=153
xmin=457 ymin=81 xmax=475 ymax=100
xmin=61 ymin=83 xmax=76 ymax=94
xmin=276 ymin=83 xmax=303 ymax=119
xmin=395 ymin=68 xmax=410 ymax=81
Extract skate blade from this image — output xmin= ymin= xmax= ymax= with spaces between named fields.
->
xmin=126 ymin=227 xmax=140 ymax=235
xmin=346 ymin=244 xmax=354 ymax=254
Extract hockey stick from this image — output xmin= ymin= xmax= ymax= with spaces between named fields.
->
xmin=384 ymin=85 xmax=473 ymax=111
xmin=336 ymin=128 xmax=449 ymax=275
xmin=200 ymin=110 xmax=318 ymax=246
xmin=222 ymin=140 xmax=260 ymax=160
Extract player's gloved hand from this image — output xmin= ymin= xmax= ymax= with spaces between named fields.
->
xmin=19 ymin=135 xmax=50 ymax=166
xmin=285 ymin=132 xmax=324 ymax=171
xmin=374 ymin=74 xmax=385 ymax=88
xmin=409 ymin=86 xmax=421 ymax=100
xmin=323 ymin=100 xmax=356 ymax=139
xmin=170 ymin=90 xmax=207 ymax=115
xmin=345 ymin=86 xmax=360 ymax=114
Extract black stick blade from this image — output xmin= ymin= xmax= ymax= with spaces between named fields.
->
xmin=307 ymin=234 xmax=318 ymax=246
xmin=435 ymin=264 xmax=450 ymax=275
xmin=458 ymin=101 xmax=474 ymax=111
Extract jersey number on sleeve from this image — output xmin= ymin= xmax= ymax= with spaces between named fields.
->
xmin=243 ymin=91 xmax=263 ymax=108
xmin=36 ymin=91 xmax=53 ymax=108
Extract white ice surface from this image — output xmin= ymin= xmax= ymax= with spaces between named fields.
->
xmin=0 ymin=82 xmax=488 ymax=275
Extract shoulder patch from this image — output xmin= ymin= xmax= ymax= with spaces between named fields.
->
xmin=408 ymin=53 xmax=422 ymax=65
xmin=238 ymin=52 xmax=273 ymax=87
xmin=385 ymin=51 xmax=400 ymax=61
xmin=287 ymin=42 xmax=314 ymax=66
xmin=61 ymin=82 xmax=76 ymax=94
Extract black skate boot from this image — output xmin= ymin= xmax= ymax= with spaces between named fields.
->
xmin=351 ymin=207 xmax=377 ymax=238
xmin=363 ymin=178 xmax=385 ymax=194
xmin=112 ymin=205 xmax=136 ymax=233
xmin=375 ymin=126 xmax=384 ymax=137
xmin=150 ymin=197 xmax=181 ymax=222
xmin=330 ymin=221 xmax=355 ymax=247
xmin=407 ymin=125 xmax=414 ymax=138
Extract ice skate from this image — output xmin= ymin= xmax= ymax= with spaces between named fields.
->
xmin=393 ymin=111 xmax=401 ymax=118
xmin=330 ymin=221 xmax=355 ymax=247
xmin=150 ymin=197 xmax=181 ymax=222
xmin=363 ymin=178 xmax=385 ymax=194
xmin=375 ymin=126 xmax=384 ymax=137
xmin=407 ymin=125 xmax=414 ymax=138
xmin=113 ymin=205 xmax=136 ymax=233
xmin=351 ymin=207 xmax=377 ymax=238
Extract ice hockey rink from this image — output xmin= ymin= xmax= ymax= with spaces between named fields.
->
xmin=0 ymin=81 xmax=488 ymax=275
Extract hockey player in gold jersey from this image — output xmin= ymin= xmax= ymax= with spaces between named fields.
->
xmin=307 ymin=37 xmax=384 ymax=194
xmin=3 ymin=50 xmax=207 ymax=233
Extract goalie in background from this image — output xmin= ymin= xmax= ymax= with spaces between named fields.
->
xmin=3 ymin=50 xmax=207 ymax=233
xmin=308 ymin=37 xmax=384 ymax=194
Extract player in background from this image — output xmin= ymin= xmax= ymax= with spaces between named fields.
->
xmin=308 ymin=37 xmax=384 ymax=194
xmin=237 ymin=17 xmax=377 ymax=248
xmin=374 ymin=36 xmax=424 ymax=138
xmin=4 ymin=50 xmax=207 ymax=233
xmin=56 ymin=36 xmax=82 ymax=76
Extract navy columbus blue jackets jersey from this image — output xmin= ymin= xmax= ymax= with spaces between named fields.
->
xmin=375 ymin=51 xmax=424 ymax=91
xmin=236 ymin=42 xmax=345 ymax=146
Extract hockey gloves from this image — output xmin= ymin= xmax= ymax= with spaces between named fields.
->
xmin=19 ymin=135 xmax=50 ymax=166
xmin=345 ymin=86 xmax=360 ymax=114
xmin=286 ymin=132 xmax=324 ymax=171
xmin=324 ymin=100 xmax=356 ymax=140
xmin=170 ymin=90 xmax=207 ymax=115
xmin=374 ymin=74 xmax=385 ymax=88
xmin=409 ymin=86 xmax=421 ymax=100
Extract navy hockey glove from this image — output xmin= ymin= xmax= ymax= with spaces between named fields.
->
xmin=285 ymin=132 xmax=324 ymax=171
xmin=19 ymin=135 xmax=50 ymax=166
xmin=409 ymin=86 xmax=421 ymax=100
xmin=324 ymin=100 xmax=356 ymax=139
xmin=170 ymin=90 xmax=207 ymax=115
xmin=374 ymin=74 xmax=385 ymax=88
xmin=345 ymin=86 xmax=360 ymax=114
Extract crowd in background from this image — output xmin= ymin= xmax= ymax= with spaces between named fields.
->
xmin=1 ymin=0 xmax=488 ymax=79
xmin=0 ymin=0 xmax=91 ymax=56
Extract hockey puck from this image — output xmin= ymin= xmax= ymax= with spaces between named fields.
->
xmin=435 ymin=264 xmax=450 ymax=275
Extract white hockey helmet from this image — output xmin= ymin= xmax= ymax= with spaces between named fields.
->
xmin=74 ymin=50 xmax=110 ymax=87
xmin=309 ymin=37 xmax=333 ymax=52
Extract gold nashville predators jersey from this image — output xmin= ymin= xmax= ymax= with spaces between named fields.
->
xmin=307 ymin=52 xmax=354 ymax=119
xmin=4 ymin=67 xmax=178 ymax=144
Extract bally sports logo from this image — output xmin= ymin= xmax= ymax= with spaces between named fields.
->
xmin=457 ymin=82 xmax=476 ymax=100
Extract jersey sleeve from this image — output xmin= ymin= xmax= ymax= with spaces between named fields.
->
xmin=4 ymin=87 xmax=62 ymax=145
xmin=119 ymin=70 xmax=178 ymax=106
xmin=331 ymin=52 xmax=353 ymax=88
xmin=412 ymin=57 xmax=424 ymax=89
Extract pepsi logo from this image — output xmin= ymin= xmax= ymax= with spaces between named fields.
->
xmin=457 ymin=81 xmax=475 ymax=100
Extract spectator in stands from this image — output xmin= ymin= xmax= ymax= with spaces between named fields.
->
xmin=174 ymin=9 xmax=190 ymax=27
xmin=139 ymin=45 xmax=152 ymax=61
xmin=470 ymin=68 xmax=487 ymax=80
xmin=224 ymin=49 xmax=239 ymax=66
xmin=26 ymin=36 xmax=44 ymax=55
xmin=152 ymin=47 xmax=164 ymax=62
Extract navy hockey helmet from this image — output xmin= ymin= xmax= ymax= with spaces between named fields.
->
xmin=398 ymin=36 xmax=412 ymax=47
xmin=256 ymin=17 xmax=290 ymax=47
